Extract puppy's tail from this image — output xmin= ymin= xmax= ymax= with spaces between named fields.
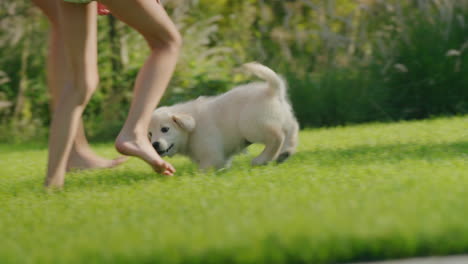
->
xmin=242 ymin=62 xmax=287 ymax=99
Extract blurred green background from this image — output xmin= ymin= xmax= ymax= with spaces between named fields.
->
xmin=0 ymin=0 xmax=467 ymax=142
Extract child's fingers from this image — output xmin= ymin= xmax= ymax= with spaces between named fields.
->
xmin=166 ymin=163 xmax=176 ymax=173
xmin=163 ymin=170 xmax=173 ymax=176
xmin=155 ymin=160 xmax=175 ymax=176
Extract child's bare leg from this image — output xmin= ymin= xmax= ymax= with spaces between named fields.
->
xmin=48 ymin=16 xmax=127 ymax=171
xmin=100 ymin=0 xmax=180 ymax=175
xmin=45 ymin=1 xmax=100 ymax=187
xmin=33 ymin=0 xmax=127 ymax=172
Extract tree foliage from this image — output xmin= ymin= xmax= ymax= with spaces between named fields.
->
xmin=0 ymin=0 xmax=467 ymax=142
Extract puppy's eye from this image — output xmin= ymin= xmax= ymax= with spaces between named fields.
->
xmin=148 ymin=132 xmax=152 ymax=140
xmin=161 ymin=127 xmax=169 ymax=133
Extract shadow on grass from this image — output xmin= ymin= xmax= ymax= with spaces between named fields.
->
xmin=6 ymin=161 xmax=199 ymax=196
xmin=6 ymin=141 xmax=467 ymax=195
xmin=64 ymin=162 xmax=202 ymax=191
xmin=292 ymin=141 xmax=468 ymax=166
xmin=75 ymin=229 xmax=468 ymax=264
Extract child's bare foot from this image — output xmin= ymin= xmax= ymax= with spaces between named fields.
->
xmin=44 ymin=174 xmax=65 ymax=189
xmin=115 ymin=132 xmax=175 ymax=176
xmin=66 ymin=149 xmax=128 ymax=172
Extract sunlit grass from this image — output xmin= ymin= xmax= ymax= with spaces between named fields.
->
xmin=0 ymin=116 xmax=467 ymax=264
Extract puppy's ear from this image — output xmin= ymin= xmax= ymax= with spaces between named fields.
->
xmin=172 ymin=114 xmax=196 ymax=132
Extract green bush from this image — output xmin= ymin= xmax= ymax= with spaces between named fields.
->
xmin=381 ymin=2 xmax=468 ymax=119
xmin=284 ymin=0 xmax=468 ymax=127
xmin=287 ymin=67 xmax=391 ymax=127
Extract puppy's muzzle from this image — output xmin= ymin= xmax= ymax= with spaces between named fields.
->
xmin=152 ymin=141 xmax=161 ymax=151
xmin=152 ymin=141 xmax=174 ymax=155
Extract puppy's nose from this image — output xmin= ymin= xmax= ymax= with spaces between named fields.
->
xmin=152 ymin=141 xmax=160 ymax=150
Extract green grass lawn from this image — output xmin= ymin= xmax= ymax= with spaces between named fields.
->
xmin=1 ymin=116 xmax=467 ymax=264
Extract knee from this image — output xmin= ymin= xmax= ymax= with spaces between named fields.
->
xmin=147 ymin=29 xmax=183 ymax=53
xmin=80 ymin=75 xmax=99 ymax=103
xmin=69 ymin=74 xmax=99 ymax=105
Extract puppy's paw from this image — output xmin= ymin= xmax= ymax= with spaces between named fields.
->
xmin=251 ymin=157 xmax=269 ymax=166
xmin=276 ymin=152 xmax=291 ymax=163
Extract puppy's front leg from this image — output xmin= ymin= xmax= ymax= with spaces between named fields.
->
xmin=198 ymin=152 xmax=228 ymax=171
xmin=191 ymin=139 xmax=227 ymax=171
xmin=198 ymin=148 xmax=227 ymax=171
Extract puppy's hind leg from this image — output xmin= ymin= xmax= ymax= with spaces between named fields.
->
xmin=251 ymin=126 xmax=284 ymax=166
xmin=277 ymin=120 xmax=299 ymax=163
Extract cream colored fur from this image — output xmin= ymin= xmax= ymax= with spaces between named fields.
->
xmin=149 ymin=62 xmax=299 ymax=170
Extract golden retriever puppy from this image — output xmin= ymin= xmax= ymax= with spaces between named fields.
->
xmin=149 ymin=62 xmax=299 ymax=170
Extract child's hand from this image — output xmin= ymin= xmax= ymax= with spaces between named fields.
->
xmin=98 ymin=0 xmax=161 ymax=16
xmin=97 ymin=3 xmax=110 ymax=16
